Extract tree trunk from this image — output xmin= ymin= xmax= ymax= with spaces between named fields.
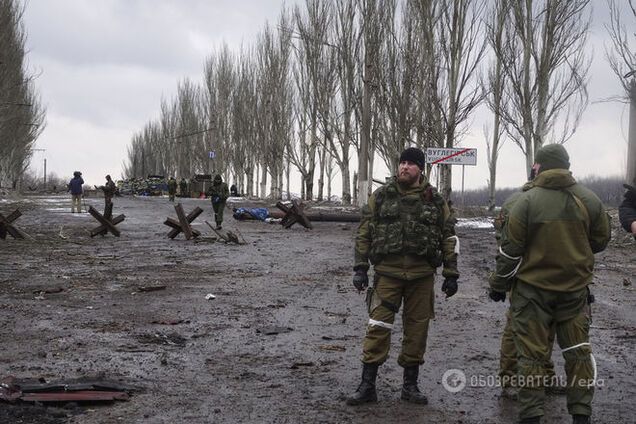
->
xmin=260 ymin=163 xmax=268 ymax=199
xmin=340 ymin=162 xmax=351 ymax=205
xmin=285 ymin=161 xmax=291 ymax=200
xmin=317 ymin=149 xmax=325 ymax=201
xmin=358 ymin=34 xmax=372 ymax=207
xmin=352 ymin=171 xmax=358 ymax=204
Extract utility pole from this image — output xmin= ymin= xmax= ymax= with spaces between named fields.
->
xmin=32 ymin=148 xmax=46 ymax=190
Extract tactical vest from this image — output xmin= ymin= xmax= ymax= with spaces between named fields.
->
xmin=369 ymin=181 xmax=445 ymax=265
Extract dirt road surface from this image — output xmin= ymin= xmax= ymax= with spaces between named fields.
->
xmin=1 ymin=195 xmax=634 ymax=423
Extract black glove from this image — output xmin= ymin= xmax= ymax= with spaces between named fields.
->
xmin=441 ymin=277 xmax=458 ymax=298
xmin=352 ymin=270 xmax=369 ymax=292
xmin=489 ymin=289 xmax=506 ymax=302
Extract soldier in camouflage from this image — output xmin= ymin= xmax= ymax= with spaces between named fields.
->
xmin=347 ymin=147 xmax=460 ymax=406
xmin=490 ymin=144 xmax=611 ymax=424
xmin=167 ymin=177 xmax=177 ymax=202
xmin=494 ymin=180 xmax=559 ymax=401
xmin=208 ymin=174 xmax=229 ymax=230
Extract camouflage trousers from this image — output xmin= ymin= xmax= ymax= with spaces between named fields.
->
xmin=362 ymin=274 xmax=434 ymax=367
xmin=499 ymin=308 xmax=556 ymax=386
xmin=511 ymin=281 xmax=594 ymax=420
xmin=212 ymin=201 xmax=226 ymax=226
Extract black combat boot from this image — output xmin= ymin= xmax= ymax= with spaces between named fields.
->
xmin=346 ymin=363 xmax=378 ymax=405
xmin=401 ymin=366 xmax=428 ymax=404
xmin=572 ymin=415 xmax=591 ymax=424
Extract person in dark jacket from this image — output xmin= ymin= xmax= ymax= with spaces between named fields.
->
xmin=68 ymin=171 xmax=84 ymax=213
xmin=619 ymin=178 xmax=636 ymax=239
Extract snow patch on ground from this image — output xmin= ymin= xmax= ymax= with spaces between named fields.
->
xmin=456 ymin=217 xmax=494 ymax=229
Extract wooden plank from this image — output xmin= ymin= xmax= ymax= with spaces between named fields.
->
xmin=4 ymin=209 xmax=21 ymax=223
xmin=275 ymin=200 xmax=312 ymax=230
xmin=174 ymin=203 xmax=192 ymax=240
xmin=0 ymin=211 xmax=24 ymax=239
xmin=88 ymin=206 xmax=120 ymax=237
xmin=165 ymin=206 xmax=203 ymax=239
xmin=91 ymin=214 xmax=125 ymax=237
xmin=292 ymin=200 xmax=313 ymax=229
xmin=275 ymin=202 xmax=291 ymax=213
xmin=5 ymin=225 xmax=23 ymax=239
xmin=104 ymin=202 xmax=113 ymax=221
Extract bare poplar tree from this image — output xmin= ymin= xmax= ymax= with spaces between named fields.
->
xmin=497 ymin=0 xmax=591 ymax=175
xmin=233 ymin=50 xmax=258 ymax=196
xmin=255 ymin=10 xmax=293 ymax=199
xmin=434 ymin=0 xmax=486 ymax=200
xmin=0 ymin=0 xmax=45 ymax=189
xmin=409 ymin=0 xmax=486 ymax=199
xmin=606 ymin=0 xmax=636 ymax=183
xmin=375 ymin=0 xmax=418 ymax=172
xmin=204 ymin=45 xmax=236 ymax=180
xmin=484 ymin=0 xmax=509 ymax=210
xmin=289 ymin=0 xmax=330 ymax=200
xmin=357 ymin=0 xmax=385 ymax=206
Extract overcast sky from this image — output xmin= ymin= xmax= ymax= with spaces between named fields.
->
xmin=23 ymin=0 xmax=631 ymax=192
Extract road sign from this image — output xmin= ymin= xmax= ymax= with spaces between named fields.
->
xmin=208 ymin=151 xmax=216 ymax=159
xmin=425 ymin=147 xmax=477 ymax=165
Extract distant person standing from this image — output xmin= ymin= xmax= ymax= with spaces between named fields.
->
xmin=619 ymin=177 xmax=636 ymax=239
xmin=167 ymin=177 xmax=177 ymax=202
xmin=97 ymin=175 xmax=116 ymax=208
xmin=179 ymin=178 xmax=188 ymax=198
xmin=208 ymin=174 xmax=229 ymax=229
xmin=68 ymin=171 xmax=84 ymax=213
xmin=230 ymin=184 xmax=238 ymax=197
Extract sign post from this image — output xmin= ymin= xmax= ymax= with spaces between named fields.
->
xmin=425 ymin=148 xmax=477 ymax=207
xmin=205 ymin=151 xmax=216 ymax=195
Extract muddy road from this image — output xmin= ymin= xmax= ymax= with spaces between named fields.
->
xmin=0 ymin=194 xmax=634 ymax=423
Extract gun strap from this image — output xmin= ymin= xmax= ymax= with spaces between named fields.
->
xmin=569 ymin=192 xmax=590 ymax=236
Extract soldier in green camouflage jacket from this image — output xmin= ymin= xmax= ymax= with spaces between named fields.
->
xmin=490 ymin=144 xmax=610 ymax=424
xmin=208 ymin=174 xmax=229 ymax=229
xmin=494 ymin=181 xmax=560 ymax=401
xmin=347 ymin=147 xmax=460 ymax=406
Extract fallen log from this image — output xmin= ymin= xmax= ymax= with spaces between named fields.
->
xmin=236 ymin=209 xmax=361 ymax=223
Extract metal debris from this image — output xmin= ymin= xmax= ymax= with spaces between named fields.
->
xmin=0 ymin=376 xmax=132 ymax=404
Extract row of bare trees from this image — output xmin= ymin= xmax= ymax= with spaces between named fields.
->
xmin=0 ymin=0 xmax=45 ymax=189
xmin=125 ymin=0 xmax=622 ymax=206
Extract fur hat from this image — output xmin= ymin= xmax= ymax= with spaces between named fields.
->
xmin=399 ymin=147 xmax=425 ymax=170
